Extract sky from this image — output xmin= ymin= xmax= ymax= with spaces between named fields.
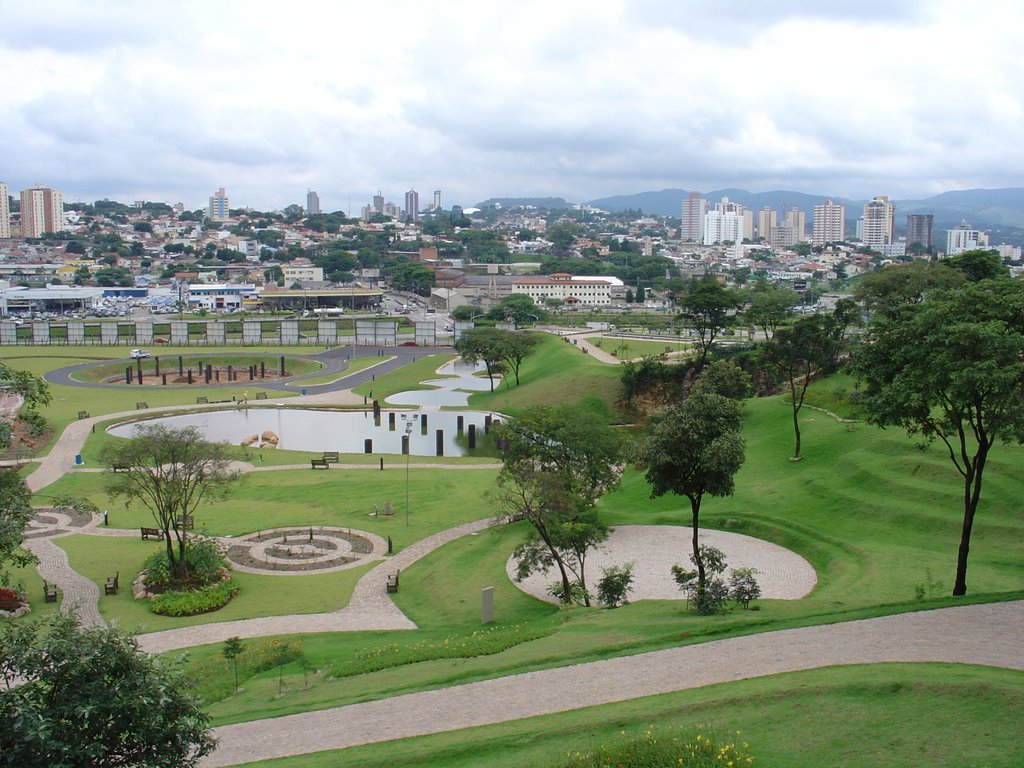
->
xmin=2 ymin=0 xmax=1022 ymax=212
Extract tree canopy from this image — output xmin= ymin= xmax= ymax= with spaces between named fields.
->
xmin=677 ymin=276 xmax=741 ymax=367
xmin=849 ymin=276 xmax=1024 ymax=595
xmin=0 ymin=614 xmax=214 ymax=767
xmin=0 ymin=469 xmax=34 ymax=588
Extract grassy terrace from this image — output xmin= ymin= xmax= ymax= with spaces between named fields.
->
xmin=7 ymin=337 xmax=1024 ymax=766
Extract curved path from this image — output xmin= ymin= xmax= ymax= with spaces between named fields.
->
xmin=203 ymin=599 xmax=1024 ymax=767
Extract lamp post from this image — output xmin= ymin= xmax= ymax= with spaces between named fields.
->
xmin=403 ymin=417 xmax=414 ymax=527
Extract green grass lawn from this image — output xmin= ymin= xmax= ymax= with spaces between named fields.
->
xmin=69 ymin=354 xmax=322 ymax=384
xmin=228 ymin=663 xmax=1024 ymax=768
xmin=351 ymin=354 xmax=458 ymax=400
xmin=588 ymin=335 xmax=697 ymax=360
xmin=283 ymin=355 xmax=390 ymax=387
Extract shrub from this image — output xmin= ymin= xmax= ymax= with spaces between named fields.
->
xmin=555 ymin=725 xmax=754 ymax=767
xmin=548 ymin=580 xmax=589 ymax=605
xmin=18 ymin=408 xmax=48 ymax=437
xmin=143 ymin=535 xmax=229 ymax=591
xmin=729 ymin=567 xmax=762 ymax=609
xmin=672 ymin=546 xmax=731 ymax=615
xmin=150 ymin=578 xmax=239 ymax=616
xmin=0 ymin=587 xmax=25 ymax=612
xmin=596 ymin=563 xmax=635 ymax=608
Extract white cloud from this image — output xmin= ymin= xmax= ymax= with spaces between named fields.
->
xmin=0 ymin=0 xmax=1022 ymax=209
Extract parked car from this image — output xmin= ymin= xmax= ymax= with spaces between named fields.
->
xmin=130 ymin=348 xmax=150 ymax=359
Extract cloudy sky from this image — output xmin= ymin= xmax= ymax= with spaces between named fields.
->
xmin=2 ymin=0 xmax=1021 ymax=212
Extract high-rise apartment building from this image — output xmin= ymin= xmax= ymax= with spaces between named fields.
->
xmin=433 ymin=190 xmax=442 ymax=210
xmin=784 ymin=207 xmax=806 ymax=240
xmin=812 ymin=199 xmax=845 ymax=245
xmin=306 ymin=189 xmax=320 ymax=215
xmin=756 ymin=206 xmax=776 ymax=239
xmin=0 ymin=182 xmax=10 ymax=239
xmin=208 ymin=187 xmax=230 ymax=221
xmin=906 ymin=214 xmax=933 ymax=251
xmin=769 ymin=225 xmax=798 ymax=252
xmin=862 ymin=195 xmax=894 ymax=248
xmin=372 ymin=191 xmax=385 ymax=214
xmin=946 ymin=221 xmax=988 ymax=255
xmin=680 ymin=192 xmax=707 ymax=242
xmin=19 ymin=185 xmax=64 ymax=237
xmin=404 ymin=189 xmax=420 ymax=220
xmin=704 ymin=196 xmax=752 ymax=245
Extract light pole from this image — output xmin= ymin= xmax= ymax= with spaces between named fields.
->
xmin=403 ymin=417 xmax=414 ymax=527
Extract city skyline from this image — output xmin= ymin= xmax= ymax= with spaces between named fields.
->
xmin=2 ymin=1 xmax=1022 ymax=210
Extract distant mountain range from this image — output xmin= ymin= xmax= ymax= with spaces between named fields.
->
xmin=585 ymin=187 xmax=1024 ymax=232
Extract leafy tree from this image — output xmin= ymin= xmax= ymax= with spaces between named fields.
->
xmin=544 ymin=221 xmax=579 ymax=251
xmin=500 ymin=332 xmax=540 ymax=385
xmin=455 ymin=327 xmax=509 ymax=390
xmin=491 ymin=406 xmax=623 ymax=605
xmin=761 ymin=312 xmax=844 ymax=460
xmin=0 ymin=614 xmax=214 ymax=767
xmin=223 ymin=636 xmax=244 ymax=692
xmin=486 ymin=293 xmax=545 ymax=325
xmin=0 ymin=469 xmax=34 ymax=588
xmin=689 ymin=360 xmax=752 ymax=401
xmin=133 ymin=221 xmax=153 ymax=233
xmin=944 ymin=248 xmax=1010 ymax=282
xmin=64 ymin=240 xmax=86 ymax=255
xmin=637 ymin=392 xmax=745 ymax=597
xmin=387 ymin=260 xmax=434 ymax=295
xmin=678 ymin=276 xmax=740 ymax=368
xmin=854 ymin=261 xmax=963 ymax=318
xmin=744 ymin=284 xmax=798 ymax=339
xmin=100 ymin=425 xmax=240 ymax=582
xmin=635 ymin=285 xmax=646 ymax=303
xmin=849 ymin=277 xmax=1024 ymax=596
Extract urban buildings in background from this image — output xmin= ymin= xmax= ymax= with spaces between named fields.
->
xmin=680 ymin=191 xmax=706 ymax=243
xmin=947 ymin=220 xmax=989 ymax=255
xmin=404 ymin=189 xmax=420 ymax=221
xmin=906 ymin=214 xmax=933 ymax=251
xmin=359 ymin=188 xmax=432 ymax=222
xmin=306 ymin=189 xmax=320 ymax=216
xmin=812 ymin=199 xmax=846 ymax=246
xmin=208 ymin=187 xmax=230 ymax=221
xmin=703 ymin=197 xmax=753 ymax=245
xmin=860 ymin=195 xmax=895 ymax=248
xmin=19 ymin=185 xmax=64 ymax=238
xmin=0 ymin=182 xmax=9 ymax=239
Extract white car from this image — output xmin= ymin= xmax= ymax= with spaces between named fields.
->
xmin=130 ymin=349 xmax=150 ymax=359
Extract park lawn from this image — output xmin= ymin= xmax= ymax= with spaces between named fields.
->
xmin=34 ymin=465 xmax=499 ymax=546
xmin=227 ymin=663 xmax=1024 ymax=768
xmin=69 ymin=354 xmax=322 ymax=384
xmin=55 ymin=534 xmax=374 ymax=633
xmin=5 ymin=555 xmax=62 ymax=620
xmin=351 ymin=354 xmax=458 ymax=400
xmin=467 ymin=334 xmax=625 ymax=421
xmin=588 ymin=335 xmax=696 ymax=359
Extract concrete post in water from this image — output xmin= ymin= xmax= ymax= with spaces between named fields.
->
xmin=420 ymin=413 xmax=427 ymax=431
xmin=468 ymin=424 xmax=476 ymax=449
xmin=435 ymin=429 xmax=444 ymax=456
xmin=484 ymin=414 xmax=492 ymax=432
xmin=401 ymin=434 xmax=409 ymax=455
xmin=388 ymin=412 xmax=396 ymax=429
xmin=373 ymin=400 xmax=381 ymax=418
xmin=364 ymin=438 xmax=372 ymax=454
xmin=457 ymin=415 xmax=464 ymax=433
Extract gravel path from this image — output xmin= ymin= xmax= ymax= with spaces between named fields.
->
xmin=136 ymin=518 xmax=493 ymax=653
xmin=21 ymin=536 xmax=105 ymax=628
xmin=202 ymin=599 xmax=1024 ymax=767
xmin=510 ymin=525 xmax=817 ymax=603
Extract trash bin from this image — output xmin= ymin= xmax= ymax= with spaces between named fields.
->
xmin=301 ymin=388 xmax=307 ymax=396
xmin=74 ymin=454 xmax=83 ymax=465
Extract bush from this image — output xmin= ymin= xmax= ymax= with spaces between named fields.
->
xmin=555 ymin=725 xmax=754 ymax=767
xmin=143 ymin=535 xmax=229 ymax=591
xmin=671 ymin=545 xmax=731 ymax=615
xmin=0 ymin=587 xmax=25 ymax=612
xmin=18 ymin=408 xmax=48 ymax=437
xmin=150 ymin=578 xmax=239 ymax=616
xmin=596 ymin=563 xmax=635 ymax=608
xmin=548 ymin=580 xmax=589 ymax=605
xmin=729 ymin=567 xmax=762 ymax=609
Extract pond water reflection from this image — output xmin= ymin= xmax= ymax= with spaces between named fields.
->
xmin=386 ymin=359 xmax=493 ymax=407
xmin=108 ymin=408 xmax=502 ymax=457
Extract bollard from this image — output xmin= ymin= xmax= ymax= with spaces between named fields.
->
xmin=178 ymin=355 xmax=184 ymax=375
xmin=103 ymin=511 xmax=108 ymax=527
xmin=261 ymin=361 xmax=266 ymax=378
xmin=187 ymin=369 xmax=193 ymax=384
xmin=380 ymin=457 xmax=384 ymax=470
xmin=161 ymin=373 xmax=167 ymax=386
xmin=279 ymin=356 xmax=285 ymax=376
xmin=387 ymin=535 xmax=393 ymax=554
xmin=137 ymin=359 xmax=144 ymax=385
xmin=155 ymin=356 xmax=160 ymax=376
xmin=125 ymin=367 xmax=132 ymax=384
xmin=435 ymin=429 xmax=444 ymax=456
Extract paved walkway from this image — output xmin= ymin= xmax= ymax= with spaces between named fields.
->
xmin=21 ymin=536 xmax=105 ymax=628
xmin=202 ymin=599 xmax=1024 ymax=767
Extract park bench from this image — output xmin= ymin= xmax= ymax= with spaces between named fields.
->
xmin=196 ymin=396 xmax=208 ymax=404
xmin=175 ymin=515 xmax=194 ymax=530
xmin=43 ymin=581 xmax=58 ymax=603
xmin=104 ymin=571 xmax=119 ymax=596
xmin=321 ymin=451 xmax=339 ymax=464
xmin=310 ymin=458 xmax=329 ymax=470
xmin=140 ymin=526 xmax=163 ymax=540
xmin=255 ymin=392 xmax=268 ymax=400
xmin=77 ymin=410 xmax=90 ymax=419
xmin=136 ymin=401 xmax=148 ymax=409
xmin=112 ymin=463 xmax=130 ymax=472
xmin=386 ymin=570 xmax=400 ymax=594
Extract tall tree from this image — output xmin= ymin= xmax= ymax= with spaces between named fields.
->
xmin=854 ymin=261 xmax=963 ymax=318
xmin=849 ymin=277 xmax=1024 ymax=596
xmin=678 ymin=276 xmax=740 ymax=368
xmin=743 ymin=284 xmax=798 ymax=339
xmin=499 ymin=332 xmax=540 ymax=385
xmin=637 ymin=391 xmax=745 ymax=597
xmin=762 ymin=312 xmax=844 ymax=460
xmin=0 ymin=614 xmax=214 ymax=767
xmin=0 ymin=469 xmax=34 ymax=588
xmin=491 ymin=406 xmax=622 ymax=605
xmin=100 ymin=425 xmax=239 ymax=581
xmin=455 ymin=327 xmax=508 ymax=390
xmin=944 ymin=248 xmax=1010 ymax=283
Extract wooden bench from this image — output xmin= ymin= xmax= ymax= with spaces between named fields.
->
xmin=43 ymin=581 xmax=58 ymax=603
xmin=141 ymin=526 xmax=163 ymax=540
xmin=112 ymin=463 xmax=130 ymax=472
xmin=255 ymin=392 xmax=268 ymax=400
xmin=77 ymin=410 xmax=90 ymax=419
xmin=136 ymin=401 xmax=148 ymax=409
xmin=175 ymin=515 xmax=194 ymax=530
xmin=104 ymin=571 xmax=119 ymax=595
xmin=196 ymin=396 xmax=208 ymax=404
xmin=310 ymin=458 xmax=329 ymax=470
xmin=321 ymin=451 xmax=339 ymax=464
xmin=386 ymin=570 xmax=400 ymax=593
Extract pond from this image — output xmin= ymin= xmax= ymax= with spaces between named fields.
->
xmin=108 ymin=408 xmax=504 ymax=457
xmin=386 ymin=359 xmax=493 ymax=407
